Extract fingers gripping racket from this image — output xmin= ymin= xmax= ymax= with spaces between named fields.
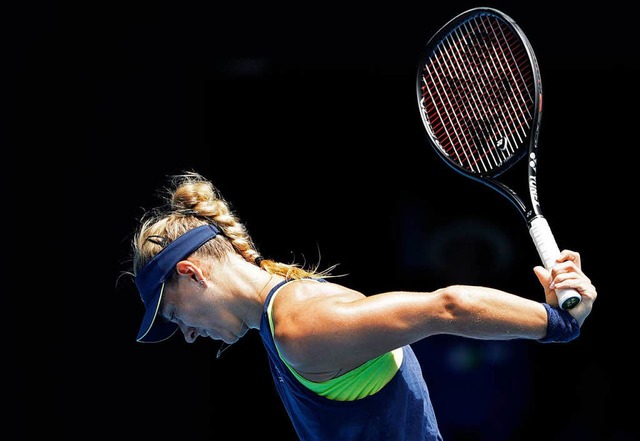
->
xmin=416 ymin=7 xmax=581 ymax=310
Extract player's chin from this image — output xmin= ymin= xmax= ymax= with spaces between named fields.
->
xmin=203 ymin=330 xmax=228 ymax=343
xmin=219 ymin=333 xmax=242 ymax=345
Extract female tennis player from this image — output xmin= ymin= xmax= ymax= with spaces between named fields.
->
xmin=125 ymin=170 xmax=596 ymax=441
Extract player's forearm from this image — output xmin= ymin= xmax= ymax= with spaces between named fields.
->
xmin=346 ymin=287 xmax=547 ymax=348
xmin=432 ymin=285 xmax=548 ymax=340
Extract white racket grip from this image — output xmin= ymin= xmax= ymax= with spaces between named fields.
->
xmin=529 ymin=216 xmax=581 ymax=310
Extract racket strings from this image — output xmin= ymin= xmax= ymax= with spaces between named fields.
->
xmin=420 ymin=13 xmax=536 ymax=173
xmin=475 ymin=17 xmax=533 ymax=138
xmin=441 ymin=18 xmax=527 ymax=165
xmin=426 ymin=18 xmax=525 ymax=167
xmin=460 ymin=20 xmax=527 ymax=166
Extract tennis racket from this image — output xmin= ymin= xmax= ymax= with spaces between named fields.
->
xmin=416 ymin=7 xmax=581 ymax=310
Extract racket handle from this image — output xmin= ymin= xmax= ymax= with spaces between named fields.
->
xmin=528 ymin=216 xmax=581 ymax=310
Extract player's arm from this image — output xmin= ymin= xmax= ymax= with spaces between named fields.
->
xmin=275 ymin=284 xmax=545 ymax=378
xmin=277 ymin=260 xmax=595 ymax=377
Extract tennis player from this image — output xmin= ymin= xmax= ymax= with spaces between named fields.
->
xmin=125 ymin=171 xmax=596 ymax=441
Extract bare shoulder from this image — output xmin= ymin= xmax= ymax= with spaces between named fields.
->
xmin=270 ymin=279 xmax=368 ymax=375
xmin=277 ymin=278 xmax=364 ymax=304
xmin=270 ymin=279 xmax=364 ymax=340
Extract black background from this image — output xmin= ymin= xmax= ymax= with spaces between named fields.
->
xmin=12 ymin=1 xmax=637 ymax=440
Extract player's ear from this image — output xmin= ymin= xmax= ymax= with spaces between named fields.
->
xmin=176 ymin=260 xmax=205 ymax=284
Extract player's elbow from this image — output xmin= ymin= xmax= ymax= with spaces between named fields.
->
xmin=435 ymin=285 xmax=478 ymax=323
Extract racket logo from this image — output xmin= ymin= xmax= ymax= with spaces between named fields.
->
xmin=462 ymin=30 xmax=496 ymax=65
xmin=529 ymin=176 xmax=539 ymax=208
xmin=529 ymin=152 xmax=537 ymax=172
xmin=529 ymin=152 xmax=540 ymax=208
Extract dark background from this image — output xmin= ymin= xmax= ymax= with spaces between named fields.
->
xmin=11 ymin=1 xmax=636 ymax=440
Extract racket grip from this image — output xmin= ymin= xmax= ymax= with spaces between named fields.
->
xmin=528 ymin=216 xmax=581 ymax=310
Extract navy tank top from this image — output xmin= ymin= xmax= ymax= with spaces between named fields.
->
xmin=259 ymin=279 xmax=443 ymax=440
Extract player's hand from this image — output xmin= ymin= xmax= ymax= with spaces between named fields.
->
xmin=533 ymin=250 xmax=597 ymax=327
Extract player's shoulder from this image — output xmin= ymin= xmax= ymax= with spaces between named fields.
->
xmin=279 ymin=278 xmax=363 ymax=303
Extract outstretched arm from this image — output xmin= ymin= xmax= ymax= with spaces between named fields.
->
xmin=276 ymin=250 xmax=596 ymax=377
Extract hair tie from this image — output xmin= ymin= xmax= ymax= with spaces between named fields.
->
xmin=255 ymin=256 xmax=264 ymax=267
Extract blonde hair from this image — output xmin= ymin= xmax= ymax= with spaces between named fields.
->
xmin=129 ymin=171 xmax=330 ymax=281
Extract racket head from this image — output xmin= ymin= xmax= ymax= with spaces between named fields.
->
xmin=416 ymin=7 xmax=542 ymax=181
